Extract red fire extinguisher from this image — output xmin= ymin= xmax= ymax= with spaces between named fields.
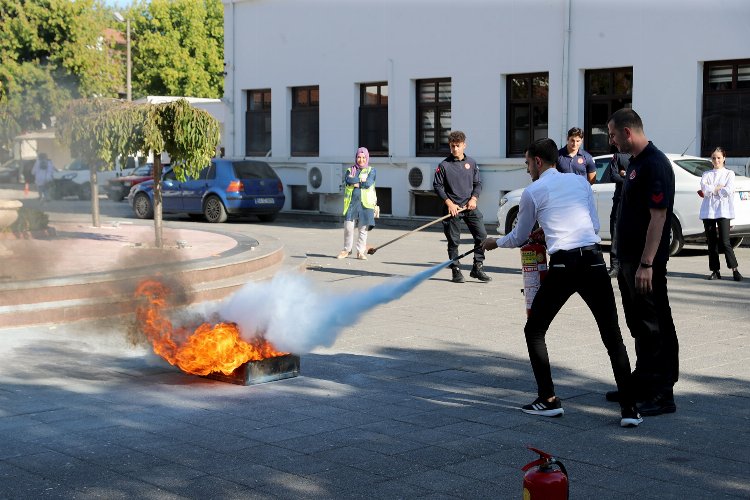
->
xmin=520 ymin=240 xmax=548 ymax=316
xmin=522 ymin=446 xmax=569 ymax=500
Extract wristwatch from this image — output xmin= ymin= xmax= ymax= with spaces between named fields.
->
xmin=640 ymin=262 xmax=652 ymax=269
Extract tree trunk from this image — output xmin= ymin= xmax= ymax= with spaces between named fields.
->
xmin=153 ymin=154 xmax=163 ymax=248
xmin=90 ymin=166 xmax=100 ymax=227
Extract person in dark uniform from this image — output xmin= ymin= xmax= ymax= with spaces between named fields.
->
xmin=433 ymin=130 xmax=491 ymax=283
xmin=608 ymin=148 xmax=630 ymax=278
xmin=482 ymin=138 xmax=641 ymax=428
xmin=556 ymin=127 xmax=596 ymax=184
xmin=606 ymin=108 xmax=678 ymax=417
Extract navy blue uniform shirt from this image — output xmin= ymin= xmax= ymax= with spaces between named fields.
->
xmin=433 ymin=154 xmax=482 ymax=206
xmin=616 ymin=142 xmax=675 ymax=264
xmin=557 ymin=147 xmax=596 ymax=177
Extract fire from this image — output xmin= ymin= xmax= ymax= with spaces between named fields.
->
xmin=134 ymin=279 xmax=287 ymax=376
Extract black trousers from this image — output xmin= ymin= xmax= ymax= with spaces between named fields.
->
xmin=610 ymin=195 xmax=621 ymax=265
xmin=442 ymin=208 xmax=487 ymax=267
xmin=703 ymin=218 xmax=738 ymax=271
xmin=524 ymin=247 xmax=634 ymax=407
xmin=617 ymin=261 xmax=679 ymax=398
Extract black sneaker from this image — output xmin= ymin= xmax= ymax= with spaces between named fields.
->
xmin=620 ymin=407 xmax=643 ymax=428
xmin=451 ymin=267 xmax=465 ymax=283
xmin=638 ymin=392 xmax=676 ymax=416
xmin=733 ymin=270 xmax=743 ymax=282
xmin=707 ymin=271 xmax=721 ymax=280
xmin=469 ymin=262 xmax=491 ymax=282
xmin=521 ymin=396 xmax=564 ymax=417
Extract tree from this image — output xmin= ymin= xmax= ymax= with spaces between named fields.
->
xmin=57 ymin=98 xmax=219 ymax=245
xmin=128 ymin=0 xmax=224 ymax=99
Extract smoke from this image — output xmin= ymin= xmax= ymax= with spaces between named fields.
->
xmin=218 ymin=260 xmax=452 ymax=354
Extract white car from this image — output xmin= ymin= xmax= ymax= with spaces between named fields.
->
xmin=496 ymin=154 xmax=750 ymax=256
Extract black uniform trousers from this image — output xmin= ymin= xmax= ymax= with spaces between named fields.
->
xmin=703 ymin=218 xmax=738 ymax=271
xmin=442 ymin=208 xmax=487 ymax=267
xmin=524 ymin=246 xmax=635 ymax=407
xmin=617 ymin=261 xmax=679 ymax=398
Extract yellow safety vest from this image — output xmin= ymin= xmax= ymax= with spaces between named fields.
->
xmin=342 ymin=167 xmax=376 ymax=214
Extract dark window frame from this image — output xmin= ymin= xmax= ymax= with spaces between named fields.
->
xmin=291 ymin=85 xmax=320 ymax=157
xmin=584 ymin=67 xmax=633 ymax=156
xmin=416 ymin=78 xmax=451 ymax=157
xmin=701 ymin=59 xmax=750 ymax=156
xmin=245 ymin=89 xmax=272 ymax=156
xmin=506 ymin=72 xmax=550 ymax=157
xmin=359 ymin=82 xmax=389 ymax=157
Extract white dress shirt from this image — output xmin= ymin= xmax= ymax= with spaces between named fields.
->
xmin=700 ymin=168 xmax=735 ymax=220
xmin=497 ymin=168 xmax=601 ymax=254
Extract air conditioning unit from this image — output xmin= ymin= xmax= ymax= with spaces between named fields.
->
xmin=306 ymin=163 xmax=343 ymax=194
xmin=407 ymin=163 xmax=435 ymax=191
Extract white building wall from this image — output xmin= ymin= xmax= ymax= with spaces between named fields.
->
xmin=223 ymin=0 xmax=750 ymax=222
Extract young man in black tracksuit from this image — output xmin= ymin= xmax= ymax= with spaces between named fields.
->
xmin=433 ymin=130 xmax=491 ymax=283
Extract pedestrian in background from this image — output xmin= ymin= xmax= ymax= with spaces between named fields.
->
xmin=31 ymin=153 xmax=56 ymax=203
xmin=606 ymin=108 xmax=678 ymax=417
xmin=556 ymin=127 xmax=596 ymax=184
xmin=608 ymin=149 xmax=629 ymax=277
xmin=482 ymin=138 xmax=641 ymax=428
xmin=700 ymin=147 xmax=742 ymax=281
xmin=433 ymin=130 xmax=490 ymax=283
xmin=337 ymin=147 xmax=376 ymax=260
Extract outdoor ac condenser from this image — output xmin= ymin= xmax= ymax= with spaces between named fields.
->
xmin=407 ymin=163 xmax=435 ymax=191
xmin=306 ymin=163 xmax=343 ymax=194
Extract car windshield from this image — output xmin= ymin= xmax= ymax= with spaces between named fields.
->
xmin=232 ymin=161 xmax=278 ymax=179
xmin=674 ymin=158 xmax=713 ymax=177
xmin=132 ymin=165 xmax=152 ymax=176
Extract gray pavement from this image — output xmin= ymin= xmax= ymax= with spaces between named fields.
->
xmin=1 ymin=207 xmax=750 ymax=499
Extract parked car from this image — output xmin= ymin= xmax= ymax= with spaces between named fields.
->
xmin=128 ymin=159 xmax=285 ymax=223
xmin=496 ymin=154 xmax=750 ymax=256
xmin=49 ymin=159 xmax=118 ymax=200
xmin=0 ymin=159 xmax=34 ymax=184
xmin=105 ymin=164 xmax=156 ymax=201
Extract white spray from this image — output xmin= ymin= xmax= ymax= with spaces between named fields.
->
xmin=218 ymin=259 xmax=453 ymax=353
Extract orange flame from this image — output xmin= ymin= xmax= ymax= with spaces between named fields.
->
xmin=134 ymin=279 xmax=287 ymax=376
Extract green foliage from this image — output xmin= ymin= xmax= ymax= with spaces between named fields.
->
xmin=9 ymin=206 xmax=49 ymax=233
xmin=129 ymin=0 xmax=224 ymax=99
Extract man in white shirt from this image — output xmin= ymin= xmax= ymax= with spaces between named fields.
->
xmin=482 ymin=138 xmax=642 ymax=428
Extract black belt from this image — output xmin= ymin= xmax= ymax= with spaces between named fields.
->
xmin=554 ymin=244 xmax=601 ymax=256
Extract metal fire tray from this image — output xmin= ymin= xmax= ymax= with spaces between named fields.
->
xmin=202 ymin=354 xmax=300 ymax=386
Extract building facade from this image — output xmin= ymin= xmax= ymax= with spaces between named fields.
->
xmin=222 ymin=0 xmax=750 ymax=222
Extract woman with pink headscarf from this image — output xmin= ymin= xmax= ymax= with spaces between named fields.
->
xmin=337 ymin=147 xmax=377 ymax=259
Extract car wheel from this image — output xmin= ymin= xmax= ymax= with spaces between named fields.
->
xmin=668 ymin=217 xmax=684 ymax=256
xmin=730 ymin=236 xmax=743 ymax=249
xmin=505 ymin=207 xmax=519 ymax=234
xmin=78 ymin=182 xmax=92 ymax=200
xmin=133 ymin=192 xmax=154 ymax=219
xmin=203 ymin=196 xmax=227 ymax=223
xmin=258 ymin=213 xmax=278 ymax=223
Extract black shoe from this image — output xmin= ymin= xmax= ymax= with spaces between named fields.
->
xmin=638 ymin=392 xmax=676 ymax=416
xmin=620 ymin=407 xmax=643 ymax=428
xmin=707 ymin=271 xmax=721 ymax=280
xmin=608 ymin=266 xmax=620 ymax=278
xmin=521 ymin=396 xmax=564 ymax=417
xmin=733 ymin=270 xmax=743 ymax=282
xmin=451 ymin=267 xmax=465 ymax=283
xmin=469 ymin=262 xmax=491 ymax=282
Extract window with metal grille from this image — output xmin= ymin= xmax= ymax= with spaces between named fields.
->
xmin=507 ymin=73 xmax=549 ymax=157
xmin=359 ymin=82 xmax=388 ymax=156
xmin=417 ymin=79 xmax=451 ymax=156
xmin=291 ymin=86 xmax=319 ymax=157
xmin=584 ymin=68 xmax=632 ymax=156
xmin=702 ymin=59 xmax=750 ymax=156
xmin=245 ymin=89 xmax=271 ymax=156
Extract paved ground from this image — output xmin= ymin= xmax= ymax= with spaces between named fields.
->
xmin=1 ymin=199 xmax=749 ymax=499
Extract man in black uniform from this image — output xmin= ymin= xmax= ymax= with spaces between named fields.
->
xmin=606 ymin=108 xmax=678 ymax=416
xmin=608 ymin=149 xmax=629 ymax=278
xmin=433 ymin=130 xmax=490 ymax=283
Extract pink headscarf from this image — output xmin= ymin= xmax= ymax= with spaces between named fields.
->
xmin=355 ymin=147 xmax=370 ymax=169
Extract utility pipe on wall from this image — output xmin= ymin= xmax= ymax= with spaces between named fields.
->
xmin=561 ymin=0 xmax=572 ymax=141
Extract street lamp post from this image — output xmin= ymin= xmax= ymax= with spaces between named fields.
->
xmin=113 ymin=12 xmax=131 ymax=101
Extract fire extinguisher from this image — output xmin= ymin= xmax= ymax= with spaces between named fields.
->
xmin=522 ymin=446 xmax=569 ymax=500
xmin=520 ymin=240 xmax=548 ymax=316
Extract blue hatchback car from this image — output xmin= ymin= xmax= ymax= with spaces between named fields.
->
xmin=128 ymin=159 xmax=285 ymax=223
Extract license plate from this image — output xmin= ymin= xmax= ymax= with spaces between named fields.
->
xmin=256 ymin=198 xmax=275 ymax=204
xmin=740 ymin=192 xmax=750 ymax=201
